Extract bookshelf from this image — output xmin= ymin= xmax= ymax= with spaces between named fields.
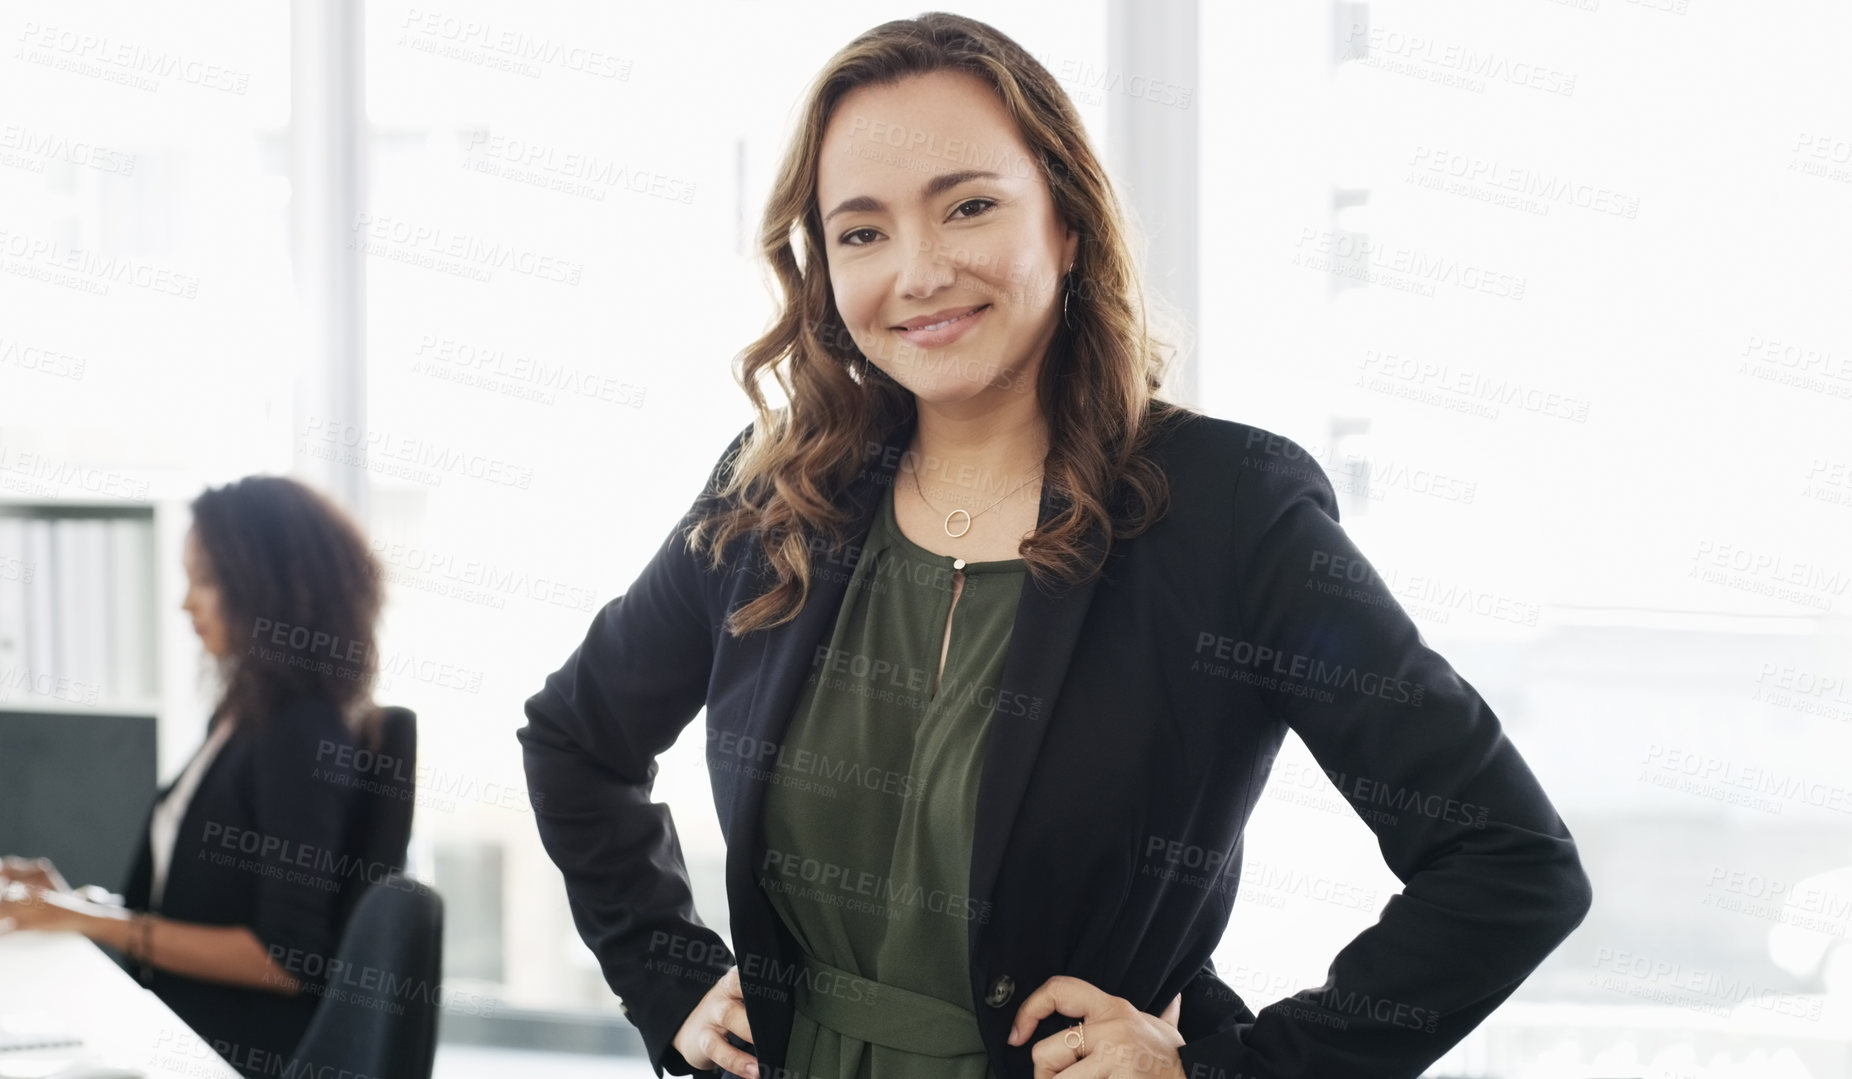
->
xmin=0 ymin=501 xmax=161 ymax=718
xmin=0 ymin=491 xmax=212 ymax=814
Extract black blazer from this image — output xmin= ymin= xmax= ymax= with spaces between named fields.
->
xmin=519 ymin=404 xmax=1593 ymax=1079
xmin=121 ymin=695 xmax=378 ymax=1078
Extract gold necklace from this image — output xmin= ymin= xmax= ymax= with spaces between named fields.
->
xmin=908 ymin=460 xmax=1042 ymax=539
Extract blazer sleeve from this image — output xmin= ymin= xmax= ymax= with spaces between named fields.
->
xmin=1175 ymin=437 xmax=1594 ymax=1079
xmin=517 ymin=425 xmax=750 ymax=1079
xmin=246 ymin=695 xmax=357 ymax=993
xmin=1176 ymin=958 xmax=1258 ymax=1043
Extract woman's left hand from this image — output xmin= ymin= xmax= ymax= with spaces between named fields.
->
xmin=1008 ymin=975 xmax=1187 ymax=1078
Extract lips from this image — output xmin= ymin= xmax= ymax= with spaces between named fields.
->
xmin=895 ymin=304 xmax=989 ymax=332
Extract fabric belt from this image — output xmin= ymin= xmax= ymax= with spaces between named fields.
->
xmin=792 ymin=953 xmax=987 ymax=1058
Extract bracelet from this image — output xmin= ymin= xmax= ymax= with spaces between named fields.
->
xmin=128 ymin=912 xmax=154 ymax=969
xmin=140 ymin=913 xmax=157 ymax=987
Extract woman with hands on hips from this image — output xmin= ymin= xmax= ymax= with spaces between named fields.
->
xmin=520 ymin=13 xmax=1591 ymax=1079
xmin=671 ymin=969 xmax=1187 ymax=1079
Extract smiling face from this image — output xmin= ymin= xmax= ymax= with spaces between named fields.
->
xmin=181 ymin=526 xmax=230 ymax=657
xmin=817 ymin=69 xmax=1079 ymax=410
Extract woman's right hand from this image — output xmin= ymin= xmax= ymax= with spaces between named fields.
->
xmin=671 ymin=965 xmax=760 ymax=1078
xmin=0 ymin=857 xmax=69 ymax=893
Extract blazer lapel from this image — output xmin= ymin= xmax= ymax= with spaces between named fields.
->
xmin=966 ymin=482 xmax=1103 ymax=911
xmin=723 ymin=416 xmax=910 ymax=1036
xmin=726 ymin=420 xmax=903 ymax=849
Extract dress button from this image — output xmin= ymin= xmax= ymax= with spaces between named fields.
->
xmin=985 ymin=974 xmax=1015 ymax=1008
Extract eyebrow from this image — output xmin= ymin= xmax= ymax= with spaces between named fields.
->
xmin=822 ymin=169 xmax=1004 ymax=224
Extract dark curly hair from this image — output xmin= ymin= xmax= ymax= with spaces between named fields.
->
xmin=189 ymin=475 xmax=384 ymax=747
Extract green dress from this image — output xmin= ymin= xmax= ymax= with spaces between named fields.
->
xmin=757 ymin=479 xmax=1027 ymax=1079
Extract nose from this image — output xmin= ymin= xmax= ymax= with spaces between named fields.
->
xmin=896 ymin=236 xmax=955 ymax=301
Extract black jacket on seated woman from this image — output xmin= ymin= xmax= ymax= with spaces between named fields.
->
xmin=118 ymin=693 xmax=402 ymax=1071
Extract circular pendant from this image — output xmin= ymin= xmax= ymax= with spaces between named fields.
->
xmin=944 ymin=509 xmax=972 ymax=538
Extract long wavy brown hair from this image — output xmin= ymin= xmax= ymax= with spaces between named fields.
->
xmin=687 ymin=11 xmax=1197 ymax=636
xmin=190 ymin=475 xmax=384 ymax=749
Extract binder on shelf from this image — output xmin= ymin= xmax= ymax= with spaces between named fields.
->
xmin=22 ymin=518 xmax=58 ymax=698
xmin=68 ymin=519 xmax=112 ymax=697
xmin=107 ymin=517 xmax=156 ymax=703
xmin=0 ymin=517 xmax=26 ymax=687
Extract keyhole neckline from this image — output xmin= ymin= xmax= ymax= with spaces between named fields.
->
xmin=881 ymin=480 xmax=1029 ymax=575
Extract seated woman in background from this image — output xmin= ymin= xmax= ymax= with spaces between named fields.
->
xmin=0 ymin=475 xmax=404 ymax=1078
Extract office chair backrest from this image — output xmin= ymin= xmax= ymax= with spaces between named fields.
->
xmin=291 ymin=874 xmax=445 ymax=1079
xmin=336 ymin=705 xmax=417 ymax=927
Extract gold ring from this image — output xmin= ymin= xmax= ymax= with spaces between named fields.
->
xmin=1063 ymin=1021 xmax=1085 ymax=1054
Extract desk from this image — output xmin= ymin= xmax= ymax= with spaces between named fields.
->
xmin=0 ymin=931 xmax=240 ymax=1078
